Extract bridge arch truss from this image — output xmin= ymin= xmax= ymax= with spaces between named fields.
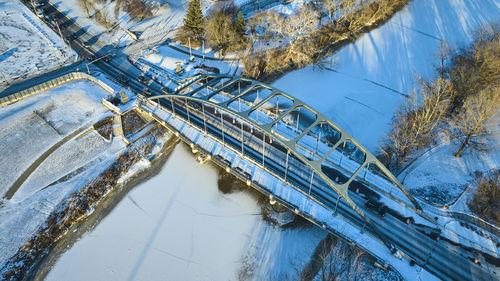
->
xmin=145 ymin=73 xmax=431 ymax=249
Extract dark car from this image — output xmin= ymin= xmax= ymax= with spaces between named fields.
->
xmin=59 ymin=23 xmax=67 ymax=29
xmin=233 ymin=167 xmax=251 ymax=179
xmin=365 ymin=199 xmax=388 ymax=217
xmin=137 ymin=75 xmax=149 ymax=84
xmin=141 ymin=87 xmax=152 ymax=96
xmin=117 ymin=75 xmax=129 ymax=84
xmin=35 ymin=2 xmax=46 ymax=8
xmin=100 ymin=55 xmax=110 ymax=62
xmin=65 ymin=34 xmax=77 ymax=41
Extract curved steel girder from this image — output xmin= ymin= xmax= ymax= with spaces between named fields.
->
xmin=146 ymin=93 xmax=398 ymax=250
xmin=147 ymin=74 xmax=435 ymax=248
xmin=164 ymin=74 xmax=425 ymax=211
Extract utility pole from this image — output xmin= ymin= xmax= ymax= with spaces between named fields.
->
xmin=188 ymin=37 xmax=193 ymax=62
xmin=284 ymin=150 xmax=289 ymax=182
xmin=202 ymin=40 xmax=205 ymax=62
xmin=55 ymin=20 xmax=67 ymax=50
xmin=220 ymin=111 xmax=225 ymax=146
xmin=0 ymin=70 xmax=9 ymax=86
xmin=240 ymin=121 xmax=244 ymax=155
xmin=48 ymin=42 xmax=62 ymax=66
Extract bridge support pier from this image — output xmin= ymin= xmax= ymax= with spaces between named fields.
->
xmin=196 ymin=153 xmax=210 ymax=164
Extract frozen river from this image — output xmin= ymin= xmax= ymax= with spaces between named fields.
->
xmin=42 ymin=144 xmax=326 ymax=280
xmin=273 ymin=0 xmax=500 ymax=152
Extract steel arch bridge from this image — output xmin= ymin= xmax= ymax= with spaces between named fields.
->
xmin=146 ymin=73 xmax=432 ymax=248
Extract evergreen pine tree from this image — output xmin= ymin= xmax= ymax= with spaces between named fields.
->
xmin=234 ymin=11 xmax=246 ymax=39
xmin=183 ymin=0 xmax=205 ymax=38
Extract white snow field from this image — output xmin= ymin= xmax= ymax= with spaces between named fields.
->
xmin=0 ymin=80 xmax=127 ymax=268
xmin=272 ymin=0 xmax=500 ymax=202
xmin=400 ymin=138 xmax=500 ymax=205
xmin=45 ymin=144 xmax=329 ymax=281
xmin=0 ymin=0 xmax=76 ymax=84
xmin=0 ymin=80 xmax=111 ymax=198
xmin=49 ymin=0 xmax=214 ymax=51
xmin=272 ymin=0 xmax=500 ymax=153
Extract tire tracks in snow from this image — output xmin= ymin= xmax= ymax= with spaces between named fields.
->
xmin=4 ymin=126 xmax=86 ymax=200
xmin=322 ymin=66 xmax=409 ymax=98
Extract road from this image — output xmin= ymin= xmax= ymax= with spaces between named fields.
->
xmin=4 ymin=1 xmax=499 ymax=280
xmin=148 ymin=95 xmax=497 ymax=281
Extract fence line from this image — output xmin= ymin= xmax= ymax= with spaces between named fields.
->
xmin=0 ymin=72 xmax=114 ymax=107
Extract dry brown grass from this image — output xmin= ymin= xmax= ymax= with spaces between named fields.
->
xmin=469 ymin=171 xmax=500 ymax=226
xmin=1 ymin=126 xmax=167 ymax=281
xmin=242 ymin=0 xmax=411 ymax=81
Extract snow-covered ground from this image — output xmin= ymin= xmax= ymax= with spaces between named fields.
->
xmin=135 ymin=44 xmax=239 ymax=88
xmin=272 ymin=0 xmax=500 ymax=153
xmin=48 ymin=0 xmax=133 ymax=46
xmin=45 ymin=144 xmax=329 ymax=281
xmin=49 ymin=0 xmax=214 ymax=52
xmin=0 ymin=0 xmax=76 ymax=84
xmin=0 ymin=80 xmax=112 ymax=198
xmin=271 ymin=0 xmax=500 ymax=204
xmin=243 ymin=222 xmax=327 ymax=280
xmin=0 ymin=80 xmax=126 ymax=268
xmin=401 ymin=138 xmax=500 ymax=206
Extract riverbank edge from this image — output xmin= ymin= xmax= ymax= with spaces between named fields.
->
xmin=256 ymin=0 xmax=413 ymax=84
xmin=0 ymin=126 xmax=180 ymax=281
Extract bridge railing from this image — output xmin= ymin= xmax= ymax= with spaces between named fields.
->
xmin=0 ymin=72 xmax=114 ymax=107
xmin=171 ymin=74 xmax=426 ymax=217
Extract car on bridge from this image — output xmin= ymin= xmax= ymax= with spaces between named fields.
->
xmin=365 ymin=199 xmax=388 ymax=217
xmin=87 ymin=55 xmax=97 ymax=61
xmin=233 ymin=167 xmax=251 ymax=180
xmin=65 ymin=34 xmax=77 ymax=42
xmin=137 ymin=75 xmax=150 ymax=85
xmin=213 ymin=155 xmax=231 ymax=167
xmin=117 ymin=75 xmax=129 ymax=84
xmin=141 ymin=87 xmax=152 ymax=96
xmin=52 ymin=13 xmax=63 ymax=20
xmin=100 ymin=55 xmax=110 ymax=62
xmin=35 ymin=1 xmax=47 ymax=8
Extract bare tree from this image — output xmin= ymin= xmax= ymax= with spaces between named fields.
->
xmin=449 ymin=87 xmax=500 ymax=157
xmin=446 ymin=22 xmax=500 ymax=112
xmin=93 ymin=1 xmax=114 ymax=32
xmin=319 ymin=242 xmax=369 ymax=281
xmin=248 ymin=12 xmax=280 ymax=45
xmin=322 ymin=0 xmax=341 ymax=23
xmin=267 ymin=5 xmax=319 ymax=63
xmin=78 ymin=0 xmax=93 ymax=18
xmin=205 ymin=6 xmax=238 ymax=57
xmin=434 ymin=40 xmax=450 ymax=79
xmin=114 ymin=0 xmax=122 ymax=20
xmin=469 ymin=170 xmax=500 ymax=225
xmin=122 ymin=0 xmax=155 ymax=21
xmin=380 ymin=78 xmax=450 ymax=172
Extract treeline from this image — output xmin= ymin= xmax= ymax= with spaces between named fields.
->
xmin=241 ymin=0 xmax=411 ymax=81
xmin=77 ymin=0 xmax=156 ymax=31
xmin=379 ymin=22 xmax=500 ymax=174
xmin=176 ymin=0 xmax=248 ymax=56
xmin=469 ymin=170 xmax=499 ymax=225
xmin=176 ymin=0 xmax=409 ymax=79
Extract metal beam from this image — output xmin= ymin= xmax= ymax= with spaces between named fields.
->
xmin=146 ymin=73 xmax=434 ymax=251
